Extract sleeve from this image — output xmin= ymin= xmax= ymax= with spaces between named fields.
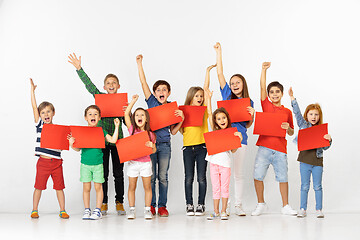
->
xmin=128 ymin=125 xmax=134 ymax=135
xmin=145 ymin=94 xmax=159 ymax=108
xmin=291 ymin=99 xmax=307 ymax=129
xmin=261 ymin=98 xmax=271 ymax=112
xmin=250 ymin=99 xmax=254 ymax=108
xmin=288 ymin=109 xmax=294 ymax=129
xmin=76 ymin=68 xmax=101 ymax=96
xmin=220 ymin=83 xmax=232 ymax=100
xmin=322 ymin=139 xmax=332 ymax=151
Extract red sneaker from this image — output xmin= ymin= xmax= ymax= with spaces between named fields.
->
xmin=158 ymin=207 xmax=169 ymax=217
xmin=150 ymin=206 xmax=156 ymax=216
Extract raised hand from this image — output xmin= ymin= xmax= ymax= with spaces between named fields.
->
xmin=324 ymin=134 xmax=332 ymax=141
xmin=132 ymin=94 xmax=139 ymax=102
xmin=136 ymin=54 xmax=143 ymax=64
xmin=207 ymin=64 xmax=217 ymax=72
xmin=288 ymin=87 xmax=295 ymax=101
xmin=114 ymin=118 xmax=120 ymax=127
xmin=214 ymin=42 xmax=221 ymax=52
xmin=68 ymin=53 xmax=82 ymax=70
xmin=30 ymin=78 xmax=37 ymax=92
xmin=262 ymin=62 xmax=271 ymax=70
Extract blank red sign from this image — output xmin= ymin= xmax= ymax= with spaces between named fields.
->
xmin=253 ymin=112 xmax=287 ymax=137
xmin=95 ymin=93 xmax=128 ymax=117
xmin=179 ymin=105 xmax=206 ymax=127
xmin=217 ymin=98 xmax=252 ymax=122
xmin=116 ymin=131 xmax=153 ymax=163
xmin=70 ymin=126 xmax=105 ymax=148
xmin=147 ymin=101 xmax=183 ymax=131
xmin=204 ymin=127 xmax=241 ymax=155
xmin=298 ymin=123 xmax=330 ymax=151
xmin=40 ymin=124 xmax=71 ymax=150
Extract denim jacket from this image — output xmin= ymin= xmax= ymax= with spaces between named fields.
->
xmin=291 ymin=99 xmax=332 ymax=158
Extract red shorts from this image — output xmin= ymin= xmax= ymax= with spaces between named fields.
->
xmin=34 ymin=157 xmax=65 ymax=190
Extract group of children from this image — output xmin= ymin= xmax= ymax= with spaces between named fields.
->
xmin=30 ymin=42 xmax=332 ymax=221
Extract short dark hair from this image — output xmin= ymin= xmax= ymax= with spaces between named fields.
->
xmin=38 ymin=101 xmax=55 ymax=114
xmin=153 ymin=80 xmax=171 ymax=92
xmin=267 ymin=81 xmax=283 ymax=95
xmin=84 ymin=105 xmax=101 ymax=117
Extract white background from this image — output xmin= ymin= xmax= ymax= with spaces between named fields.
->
xmin=0 ymin=0 xmax=358 ymax=214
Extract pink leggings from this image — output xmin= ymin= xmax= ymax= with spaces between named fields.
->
xmin=209 ymin=163 xmax=231 ymax=199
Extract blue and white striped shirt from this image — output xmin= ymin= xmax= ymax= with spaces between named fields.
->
xmin=35 ymin=120 xmax=62 ymax=159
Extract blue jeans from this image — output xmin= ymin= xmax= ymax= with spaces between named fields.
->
xmin=300 ymin=162 xmax=323 ymax=210
xmin=182 ymin=144 xmax=208 ymax=205
xmin=151 ymin=142 xmax=171 ymax=208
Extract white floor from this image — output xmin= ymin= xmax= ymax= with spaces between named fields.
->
xmin=2 ymin=210 xmax=359 ymax=240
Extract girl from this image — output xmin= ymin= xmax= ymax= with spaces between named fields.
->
xmin=124 ymin=95 xmax=157 ymax=220
xmin=289 ymin=87 xmax=332 ymax=218
xmin=205 ymin=89 xmax=243 ymax=220
xmin=179 ymin=64 xmax=216 ymax=216
xmin=213 ymin=42 xmax=255 ymax=216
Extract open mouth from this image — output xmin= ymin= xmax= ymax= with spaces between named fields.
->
xmin=109 ymin=88 xmax=114 ymax=91
xmin=197 ymin=100 xmax=202 ymax=104
xmin=138 ymin=119 xmax=143 ymax=124
xmin=159 ymin=95 xmax=165 ymax=101
xmin=45 ymin=117 xmax=50 ymax=122
xmin=91 ymin=119 xmax=96 ymax=123
xmin=234 ymin=87 xmax=239 ymax=91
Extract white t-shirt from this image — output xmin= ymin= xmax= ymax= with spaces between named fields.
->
xmin=205 ymin=151 xmax=232 ymax=168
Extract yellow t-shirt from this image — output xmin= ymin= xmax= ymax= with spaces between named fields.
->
xmin=182 ymin=111 xmax=209 ymax=146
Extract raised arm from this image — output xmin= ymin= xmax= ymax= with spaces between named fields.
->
xmin=204 ymin=64 xmax=216 ymax=92
xmin=260 ymin=62 xmax=271 ymax=101
xmin=214 ymin=42 xmax=227 ymax=89
xmin=136 ymin=55 xmax=152 ymax=100
xmin=30 ymin=78 xmax=39 ymax=123
xmin=204 ymin=88 xmax=214 ymax=131
xmin=106 ymin=118 xmax=121 ymax=143
xmin=68 ymin=53 xmax=81 ymax=70
xmin=124 ymin=95 xmax=139 ymax=129
xmin=289 ymin=87 xmax=307 ymax=128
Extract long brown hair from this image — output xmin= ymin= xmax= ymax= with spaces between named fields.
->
xmin=130 ymin=107 xmax=156 ymax=142
xmin=303 ymin=103 xmax=323 ymax=125
xmin=229 ymin=74 xmax=250 ymax=99
xmin=184 ymin=86 xmax=204 ymax=105
xmin=212 ymin=107 xmax=232 ymax=130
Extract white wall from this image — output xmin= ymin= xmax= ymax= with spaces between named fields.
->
xmin=0 ymin=0 xmax=358 ymax=214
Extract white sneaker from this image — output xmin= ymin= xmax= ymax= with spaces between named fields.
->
xmin=251 ymin=203 xmax=267 ymax=216
xmin=207 ymin=212 xmax=220 ymax=220
xmin=82 ymin=208 xmax=91 ymax=220
xmin=226 ymin=199 xmax=230 ymax=216
xmin=144 ymin=207 xmax=153 ymax=220
xmin=90 ymin=208 xmax=102 ymax=220
xmin=281 ymin=204 xmax=297 ymax=215
xmin=316 ymin=210 xmax=324 ymax=218
xmin=220 ymin=212 xmax=228 ymax=220
xmin=297 ymin=208 xmax=307 ymax=218
xmin=127 ymin=207 xmax=136 ymax=219
xmin=235 ymin=205 xmax=246 ymax=216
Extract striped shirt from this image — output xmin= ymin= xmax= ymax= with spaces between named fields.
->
xmin=35 ymin=120 xmax=62 ymax=159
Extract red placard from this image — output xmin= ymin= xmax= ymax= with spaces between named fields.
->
xmin=40 ymin=124 xmax=71 ymax=150
xmin=298 ymin=123 xmax=330 ymax=151
xmin=95 ymin=93 xmax=128 ymax=117
xmin=116 ymin=131 xmax=153 ymax=163
xmin=217 ymin=98 xmax=252 ymax=122
xmin=253 ymin=112 xmax=288 ymax=137
xmin=70 ymin=126 xmax=105 ymax=148
xmin=204 ymin=127 xmax=241 ymax=155
xmin=179 ymin=105 xmax=206 ymax=127
xmin=147 ymin=101 xmax=183 ymax=131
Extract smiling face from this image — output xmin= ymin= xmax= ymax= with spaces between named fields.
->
xmin=103 ymin=77 xmax=120 ymax=94
xmin=134 ymin=109 xmax=147 ymax=129
xmin=39 ymin=106 xmax=55 ymax=124
xmin=306 ymin=109 xmax=320 ymax=125
xmin=215 ymin=112 xmax=229 ymax=129
xmin=190 ymin=90 xmax=204 ymax=106
xmin=154 ymin=84 xmax=170 ymax=104
xmin=230 ymin=76 xmax=244 ymax=98
xmin=268 ymin=86 xmax=283 ymax=105
xmin=85 ymin=108 xmax=101 ymax=127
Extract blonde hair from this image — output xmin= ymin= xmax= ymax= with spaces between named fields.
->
xmin=184 ymin=87 xmax=204 ymax=106
xmin=303 ymin=103 xmax=323 ymax=125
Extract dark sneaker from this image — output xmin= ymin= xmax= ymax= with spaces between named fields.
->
xmin=195 ymin=204 xmax=205 ymax=216
xmin=186 ymin=204 xmax=195 ymax=216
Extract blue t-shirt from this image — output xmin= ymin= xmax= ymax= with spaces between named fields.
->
xmin=220 ymin=83 xmax=254 ymax=145
xmin=146 ymin=94 xmax=171 ymax=143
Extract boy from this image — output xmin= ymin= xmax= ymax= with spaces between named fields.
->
xmin=30 ymin=78 xmax=69 ymax=219
xmin=68 ymin=105 xmax=120 ymax=220
xmin=136 ymin=54 xmax=184 ymax=217
xmin=68 ymin=53 xmax=125 ymax=215
xmin=251 ymin=62 xmax=297 ymax=216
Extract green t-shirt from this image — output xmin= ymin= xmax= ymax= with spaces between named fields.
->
xmin=80 ymin=129 xmax=108 ymax=165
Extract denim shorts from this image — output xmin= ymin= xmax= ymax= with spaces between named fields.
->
xmin=253 ymin=146 xmax=288 ymax=182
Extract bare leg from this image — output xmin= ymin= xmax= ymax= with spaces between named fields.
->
xmin=213 ymin=199 xmax=220 ymax=214
xmin=279 ymin=182 xmax=289 ymax=207
xmin=221 ymin=197 xmax=228 ymax=213
xmin=142 ymin=176 xmax=152 ymax=207
xmin=254 ymin=179 xmax=265 ymax=203
xmin=56 ymin=190 xmax=66 ymax=211
xmin=128 ymin=177 xmax=138 ymax=207
xmin=94 ymin=183 xmax=104 ymax=209
xmin=33 ymin=189 xmax=42 ymax=211
xmin=83 ymin=182 xmax=91 ymax=209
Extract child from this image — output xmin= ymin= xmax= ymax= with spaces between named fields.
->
xmin=179 ymin=64 xmax=216 ymax=216
xmin=68 ymin=53 xmax=126 ymax=215
xmin=251 ymin=62 xmax=297 ymax=216
xmin=289 ymin=87 xmax=332 ymax=218
xmin=205 ymin=89 xmax=243 ymax=220
xmin=68 ymin=105 xmax=120 ymax=220
xmin=124 ymin=95 xmax=157 ymax=220
xmin=214 ymin=42 xmax=255 ymax=216
xmin=30 ymin=78 xmax=69 ymax=219
xmin=136 ymin=54 xmax=184 ymax=217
